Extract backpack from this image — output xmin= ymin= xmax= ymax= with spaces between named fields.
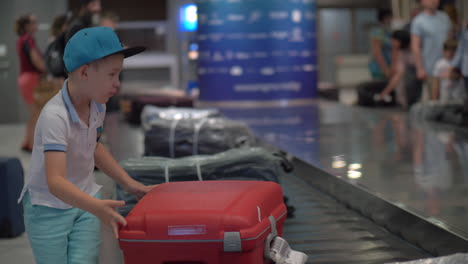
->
xmin=44 ymin=33 xmax=67 ymax=78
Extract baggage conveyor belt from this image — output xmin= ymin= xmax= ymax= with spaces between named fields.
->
xmin=281 ymin=157 xmax=468 ymax=264
xmin=104 ymin=113 xmax=468 ymax=263
xmin=281 ymin=173 xmax=429 ymax=264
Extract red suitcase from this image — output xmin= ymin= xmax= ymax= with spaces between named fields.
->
xmin=119 ymin=181 xmax=287 ymax=264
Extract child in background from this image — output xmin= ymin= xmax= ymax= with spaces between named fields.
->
xmin=433 ymin=40 xmax=465 ymax=103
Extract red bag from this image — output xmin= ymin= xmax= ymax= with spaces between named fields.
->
xmin=119 ymin=181 xmax=287 ymax=264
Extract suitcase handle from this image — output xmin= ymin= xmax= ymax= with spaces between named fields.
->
xmin=269 ymin=237 xmax=309 ymax=264
xmin=264 ymin=216 xmax=309 ymax=264
xmin=264 ymin=216 xmax=278 ymax=258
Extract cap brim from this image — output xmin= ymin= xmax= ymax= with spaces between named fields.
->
xmin=110 ymin=46 xmax=146 ymax=59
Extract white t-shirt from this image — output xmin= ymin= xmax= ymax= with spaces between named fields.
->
xmin=18 ymin=80 xmax=106 ymax=209
xmin=433 ymin=58 xmax=466 ymax=103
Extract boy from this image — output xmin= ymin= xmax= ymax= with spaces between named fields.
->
xmin=433 ymin=40 xmax=465 ymax=102
xmin=18 ymin=27 xmax=152 ymax=264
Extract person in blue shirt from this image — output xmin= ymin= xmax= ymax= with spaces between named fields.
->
xmin=368 ymin=9 xmax=393 ymax=80
xmin=411 ymin=0 xmax=451 ymax=101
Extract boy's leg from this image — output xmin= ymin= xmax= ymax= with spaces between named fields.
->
xmin=23 ymin=193 xmax=74 ymax=264
xmin=68 ymin=195 xmax=102 ymax=264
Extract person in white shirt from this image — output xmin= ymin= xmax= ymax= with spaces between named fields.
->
xmin=18 ymin=27 xmax=152 ymax=264
xmin=433 ymin=40 xmax=466 ymax=103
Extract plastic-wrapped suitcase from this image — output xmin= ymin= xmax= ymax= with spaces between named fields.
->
xmin=119 ymin=180 xmax=287 ymax=264
xmin=120 ymin=94 xmax=194 ymax=125
xmin=0 ymin=158 xmax=25 ymax=238
xmin=357 ymin=80 xmax=396 ymax=107
xmin=410 ymin=102 xmax=467 ymax=127
xmin=141 ymin=105 xmax=222 ymax=131
xmin=144 ymin=117 xmax=256 ymax=157
xmin=116 ymin=147 xmax=293 ymax=216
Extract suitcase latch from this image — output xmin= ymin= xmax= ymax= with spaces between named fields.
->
xmin=224 ymin=232 xmax=242 ymax=252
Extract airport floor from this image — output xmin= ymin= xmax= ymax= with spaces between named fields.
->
xmin=1 ymin=99 xmax=467 ymax=263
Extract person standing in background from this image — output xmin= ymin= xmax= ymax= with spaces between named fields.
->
xmin=65 ymin=0 xmax=102 ymax=42
xmin=44 ymin=14 xmax=70 ymax=81
xmin=411 ymin=0 xmax=451 ymax=101
xmin=450 ymin=24 xmax=468 ymax=106
xmin=15 ymin=14 xmax=45 ymax=152
xmin=368 ymin=9 xmax=393 ymax=81
xmin=45 ymin=0 xmax=101 ymax=79
xmin=100 ymin=11 xmax=120 ymax=29
xmin=49 ymin=15 xmax=70 ymax=43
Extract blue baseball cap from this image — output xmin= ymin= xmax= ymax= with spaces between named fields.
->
xmin=64 ymin=26 xmax=145 ymax=72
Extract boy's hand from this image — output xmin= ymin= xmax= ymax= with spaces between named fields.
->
xmin=93 ymin=200 xmax=127 ymax=239
xmin=125 ymin=181 xmax=157 ymax=200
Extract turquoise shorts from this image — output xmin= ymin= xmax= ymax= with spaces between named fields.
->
xmin=23 ymin=192 xmax=101 ymax=264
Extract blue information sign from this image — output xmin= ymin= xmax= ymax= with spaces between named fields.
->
xmin=197 ymin=0 xmax=317 ymax=102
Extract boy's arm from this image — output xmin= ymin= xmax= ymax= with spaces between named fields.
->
xmin=94 ymin=142 xmax=154 ymax=200
xmin=45 ymin=151 xmax=126 ymax=238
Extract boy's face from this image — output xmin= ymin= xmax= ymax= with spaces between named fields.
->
xmin=87 ymin=53 xmax=124 ymax=104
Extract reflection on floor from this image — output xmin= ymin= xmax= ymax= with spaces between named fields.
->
xmin=221 ymin=100 xmax=468 ymax=238
xmin=1 ymin=100 xmax=468 ymax=263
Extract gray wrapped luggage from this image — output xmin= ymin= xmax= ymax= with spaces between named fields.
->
xmin=140 ymin=105 xmax=222 ymax=131
xmin=410 ymin=102 xmax=467 ymax=127
xmin=144 ymin=117 xmax=257 ymax=157
xmin=117 ymin=147 xmax=294 ymax=216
